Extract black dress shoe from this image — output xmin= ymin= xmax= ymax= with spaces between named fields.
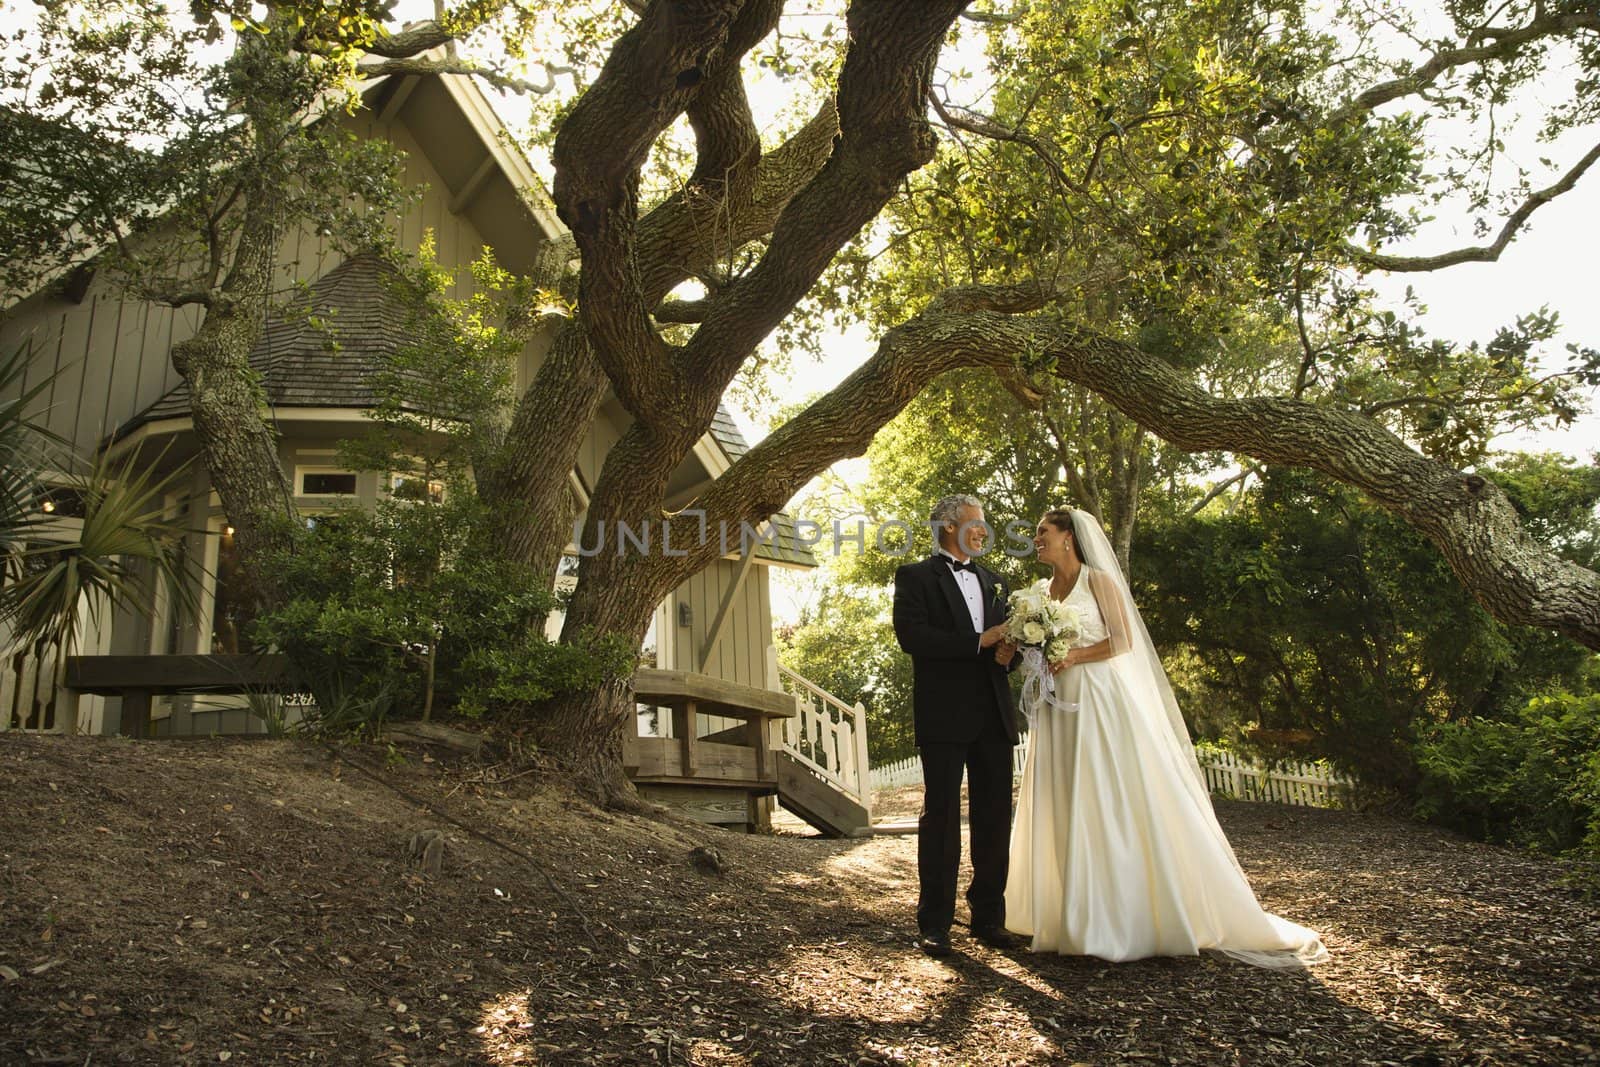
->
xmin=917 ymin=932 xmax=954 ymax=957
xmin=972 ymin=926 xmax=1022 ymax=950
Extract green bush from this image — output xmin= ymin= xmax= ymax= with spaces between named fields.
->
xmin=250 ymin=498 xmax=627 ymax=737
xmin=1415 ymin=691 xmax=1600 ymax=879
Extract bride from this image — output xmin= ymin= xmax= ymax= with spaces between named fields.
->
xmin=1004 ymin=508 xmax=1328 ymax=968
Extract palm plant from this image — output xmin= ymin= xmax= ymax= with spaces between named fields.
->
xmin=1 ymin=345 xmax=193 ymax=733
xmin=0 ymin=344 xmax=65 ymax=562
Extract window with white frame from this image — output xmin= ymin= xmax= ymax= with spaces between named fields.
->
xmin=294 ymin=466 xmax=359 ymax=497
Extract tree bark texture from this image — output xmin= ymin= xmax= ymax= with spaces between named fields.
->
xmin=694 ymin=287 xmax=1600 ymax=650
xmin=536 ymin=1 xmax=974 ymax=801
xmin=484 ymin=70 xmax=839 ymax=587
xmin=527 ymin=673 xmax=643 ymax=811
xmin=168 ymin=190 xmax=298 ymax=603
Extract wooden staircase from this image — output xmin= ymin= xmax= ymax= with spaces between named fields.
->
xmin=620 ymin=655 xmax=876 ymax=837
xmin=771 ymin=658 xmax=874 ymax=837
xmin=776 ymin=750 xmax=871 ymax=837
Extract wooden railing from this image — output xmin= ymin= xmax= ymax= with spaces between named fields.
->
xmin=3 ymin=587 xmax=111 ymax=735
xmin=2 ymin=636 xmax=65 ymax=733
xmin=627 ymin=667 xmax=795 ymax=789
xmin=774 ymin=662 xmax=871 ymax=817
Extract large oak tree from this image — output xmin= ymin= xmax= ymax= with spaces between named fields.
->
xmin=6 ymin=0 xmax=1599 ymax=804
xmin=522 ymin=0 xmax=1600 ymax=803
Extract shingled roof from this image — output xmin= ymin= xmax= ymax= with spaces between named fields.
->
xmin=702 ymin=410 xmax=818 ymax=568
xmin=117 ymin=253 xmax=416 ymax=435
xmin=119 ymin=253 xmax=817 ymax=567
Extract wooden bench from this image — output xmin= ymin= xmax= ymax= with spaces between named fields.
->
xmin=628 ymin=667 xmax=797 ymax=827
xmin=63 ymin=654 xmax=293 ymax=738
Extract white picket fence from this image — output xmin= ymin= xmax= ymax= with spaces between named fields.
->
xmin=1195 ymin=746 xmax=1356 ymax=807
xmin=870 ymin=737 xmax=1355 ymax=809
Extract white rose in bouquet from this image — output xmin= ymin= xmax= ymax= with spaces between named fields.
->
xmin=1005 ymin=581 xmax=1084 ymax=658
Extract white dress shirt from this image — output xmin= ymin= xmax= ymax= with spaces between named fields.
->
xmin=937 ymin=549 xmax=986 ymax=639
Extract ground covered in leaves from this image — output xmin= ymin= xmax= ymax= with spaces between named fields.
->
xmin=1 ymin=735 xmax=1596 ymax=1065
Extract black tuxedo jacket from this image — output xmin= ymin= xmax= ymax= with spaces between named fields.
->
xmin=892 ymin=554 xmax=1019 ymax=746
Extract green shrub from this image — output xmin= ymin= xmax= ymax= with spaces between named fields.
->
xmin=1415 ymin=691 xmax=1600 ymax=880
xmin=250 ymin=498 xmax=626 ymax=737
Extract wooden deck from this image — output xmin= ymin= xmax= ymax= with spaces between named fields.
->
xmin=61 ymin=655 xmax=868 ymax=835
xmin=626 ymin=668 xmax=795 ymax=829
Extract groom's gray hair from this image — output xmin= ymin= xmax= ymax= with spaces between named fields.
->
xmin=930 ymin=494 xmax=982 ymax=528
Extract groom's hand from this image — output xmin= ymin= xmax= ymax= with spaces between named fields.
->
xmin=994 ymin=639 xmax=1017 ymax=668
xmin=980 ymin=623 xmax=1009 ymax=649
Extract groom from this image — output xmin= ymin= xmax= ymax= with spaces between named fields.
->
xmin=892 ymin=494 xmax=1020 ymax=956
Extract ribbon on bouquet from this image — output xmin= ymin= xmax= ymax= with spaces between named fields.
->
xmin=1018 ymin=646 xmax=1079 ymax=726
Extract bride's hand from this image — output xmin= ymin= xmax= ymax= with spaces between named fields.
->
xmin=1048 ymin=650 xmax=1075 ymax=673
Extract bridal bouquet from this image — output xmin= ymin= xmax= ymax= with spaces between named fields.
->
xmin=1005 ymin=581 xmax=1084 ymax=662
xmin=1006 ymin=581 xmax=1084 ymax=722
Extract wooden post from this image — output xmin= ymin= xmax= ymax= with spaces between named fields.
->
xmin=677 ymin=699 xmax=698 ymax=778
xmin=852 ymin=700 xmax=871 ymax=817
xmin=749 ymin=714 xmax=768 ymax=781
xmin=120 ymin=690 xmax=151 ymax=739
xmin=55 ymin=687 xmax=80 ymax=738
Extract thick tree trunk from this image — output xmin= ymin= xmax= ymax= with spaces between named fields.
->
xmin=531 ymin=673 xmax=643 ymax=810
xmin=170 ymin=313 xmax=297 ymax=577
xmin=168 ymin=190 xmax=297 ymax=604
xmin=480 ymin=322 xmax=607 ymax=577
xmin=484 ymin=100 xmax=839 ymax=584
xmin=543 ymin=531 xmax=682 ymax=807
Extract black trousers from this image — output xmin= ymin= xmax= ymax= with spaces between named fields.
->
xmin=916 ymin=714 xmax=1014 ymax=936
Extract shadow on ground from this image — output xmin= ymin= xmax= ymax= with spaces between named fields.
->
xmin=1 ymin=735 xmax=1595 ymax=1065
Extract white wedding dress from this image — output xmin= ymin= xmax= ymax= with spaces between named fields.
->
xmin=1005 ymin=567 xmax=1328 ymax=968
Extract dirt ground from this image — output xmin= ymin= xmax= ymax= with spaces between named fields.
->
xmin=1 ymin=735 xmax=1597 ymax=1066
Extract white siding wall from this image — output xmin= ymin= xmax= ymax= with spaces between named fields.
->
xmin=0 ymin=110 xmax=517 ymax=458
xmin=663 ymin=560 xmax=774 ymax=738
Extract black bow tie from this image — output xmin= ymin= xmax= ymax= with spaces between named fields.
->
xmin=946 ymin=557 xmax=977 ymax=574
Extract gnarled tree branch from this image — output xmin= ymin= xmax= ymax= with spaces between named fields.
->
xmin=356 ymin=57 xmax=574 ymax=96
xmin=1330 ymin=8 xmax=1600 ymax=123
xmin=1348 ymin=140 xmax=1600 ymax=272
xmin=364 ymin=21 xmax=453 ymax=59
xmin=695 ymin=287 xmax=1600 ymax=649
xmin=677 ymin=0 xmax=971 ymax=402
xmin=637 ymin=98 xmax=839 ymax=308
xmin=551 ymin=0 xmax=752 ymax=417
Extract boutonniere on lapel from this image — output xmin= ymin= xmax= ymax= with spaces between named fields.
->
xmin=992 ymin=581 xmax=1003 ymax=602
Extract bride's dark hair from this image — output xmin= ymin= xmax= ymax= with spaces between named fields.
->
xmin=1040 ymin=508 xmax=1087 ymax=563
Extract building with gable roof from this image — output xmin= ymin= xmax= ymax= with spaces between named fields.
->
xmin=0 ymin=70 xmax=869 ymax=834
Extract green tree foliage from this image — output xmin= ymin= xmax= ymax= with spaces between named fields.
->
xmin=251 ymin=246 xmax=629 ymax=734
xmin=250 ymin=497 xmax=627 ymax=735
xmin=1415 ymin=690 xmax=1600 ymax=882
xmin=0 ymin=0 xmax=409 ymax=304
xmin=1136 ymin=459 xmax=1598 ymax=789
xmin=777 ymin=582 xmax=916 ymax=763
xmin=804 ymin=0 xmax=1595 ymax=578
